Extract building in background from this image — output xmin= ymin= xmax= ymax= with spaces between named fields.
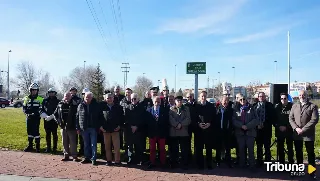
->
xmin=233 ymin=86 xmax=247 ymax=97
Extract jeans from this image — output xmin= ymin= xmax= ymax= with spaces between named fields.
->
xmin=81 ymin=128 xmax=98 ymax=161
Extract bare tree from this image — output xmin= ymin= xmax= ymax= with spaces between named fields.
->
xmin=59 ymin=65 xmax=96 ymax=93
xmin=133 ymin=76 xmax=153 ymax=99
xmin=12 ymin=61 xmax=37 ymax=94
xmin=38 ymin=71 xmax=55 ymax=96
xmin=246 ymin=80 xmax=262 ymax=98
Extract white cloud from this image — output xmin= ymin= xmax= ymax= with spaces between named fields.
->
xmin=156 ymin=0 xmax=248 ymax=34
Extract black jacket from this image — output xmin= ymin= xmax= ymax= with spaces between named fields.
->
xmin=100 ymin=102 xmax=124 ymax=133
xmin=195 ymin=101 xmax=216 ymax=134
xmin=54 ymin=100 xmax=78 ymax=130
xmin=215 ymin=105 xmax=234 ymax=132
xmin=114 ymin=94 xmax=125 ymax=105
xmin=141 ymin=98 xmax=153 ymax=110
xmin=124 ymin=102 xmax=145 ymax=132
xmin=41 ymin=96 xmax=60 ymax=116
xmin=275 ymin=102 xmax=293 ymax=137
xmin=146 ymin=106 xmax=169 ymax=138
xmin=76 ymin=101 xmax=103 ymax=130
xmin=253 ymin=101 xmax=276 ymax=136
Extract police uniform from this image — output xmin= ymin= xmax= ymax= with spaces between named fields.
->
xmin=23 ymin=83 xmax=44 ymax=152
xmin=41 ymin=88 xmax=60 ymax=153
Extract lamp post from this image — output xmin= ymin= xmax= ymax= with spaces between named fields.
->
xmin=232 ymin=66 xmax=235 ymax=99
xmin=174 ymin=64 xmax=177 ymax=92
xmin=218 ymin=71 xmax=221 ymax=97
xmin=274 ymin=60 xmax=277 ymax=83
xmin=7 ymin=50 xmax=11 ymax=100
xmin=287 ymin=31 xmax=291 ymax=95
xmin=143 ymin=73 xmax=145 ymax=77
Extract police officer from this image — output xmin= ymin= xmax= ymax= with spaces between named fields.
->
xmin=69 ymin=87 xmax=82 ymax=155
xmin=23 ymin=83 xmax=44 ymax=153
xmin=41 ymin=87 xmax=60 ymax=153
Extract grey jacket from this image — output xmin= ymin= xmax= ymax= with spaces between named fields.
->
xmin=289 ymin=102 xmax=319 ymax=141
xmin=233 ymin=106 xmax=259 ymax=137
xmin=169 ymin=105 xmax=191 ymax=137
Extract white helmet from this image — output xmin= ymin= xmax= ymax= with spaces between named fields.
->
xmin=48 ymin=87 xmax=57 ymax=93
xmin=29 ymin=83 xmax=39 ymax=91
xmin=82 ymin=88 xmax=90 ymax=94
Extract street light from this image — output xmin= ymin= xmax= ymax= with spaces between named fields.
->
xmin=218 ymin=72 xmax=221 ymax=97
xmin=212 ymin=78 xmax=217 ymax=98
xmin=142 ymin=73 xmax=145 ymax=77
xmin=274 ymin=60 xmax=277 ymax=83
xmin=84 ymin=61 xmax=86 ymax=71
xmin=6 ymin=50 xmax=11 ymax=100
xmin=174 ymin=64 xmax=177 ymax=92
xmin=232 ymin=66 xmax=235 ymax=98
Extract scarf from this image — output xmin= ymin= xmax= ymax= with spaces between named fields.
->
xmin=256 ymin=101 xmax=265 ymax=123
xmin=240 ymin=104 xmax=249 ymax=124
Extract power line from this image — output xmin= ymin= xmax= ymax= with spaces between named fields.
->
xmin=116 ymin=0 xmax=127 ymax=58
xmin=85 ymin=0 xmax=116 ymax=61
xmin=98 ymin=0 xmax=113 ymax=40
xmin=110 ymin=0 xmax=126 ymax=60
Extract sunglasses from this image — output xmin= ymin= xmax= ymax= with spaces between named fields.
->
xmin=240 ymin=99 xmax=246 ymax=101
xmin=280 ymin=98 xmax=287 ymax=100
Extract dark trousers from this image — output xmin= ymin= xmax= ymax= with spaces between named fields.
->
xmin=256 ymin=128 xmax=272 ymax=164
xmin=216 ymin=131 xmax=232 ymax=164
xmin=187 ymin=128 xmax=194 ymax=160
xmin=44 ymin=120 xmax=58 ymax=151
xmin=194 ymin=133 xmax=212 ymax=167
xmin=277 ymin=135 xmax=294 ymax=163
xmin=294 ymin=140 xmax=315 ymax=166
xmin=171 ymin=136 xmax=189 ymax=165
xmin=127 ymin=131 xmax=144 ymax=162
xmin=236 ymin=144 xmax=247 ymax=163
xmin=26 ymin=117 xmax=41 ymax=149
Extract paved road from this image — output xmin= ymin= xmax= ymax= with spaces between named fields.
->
xmin=0 ymin=150 xmax=316 ymax=181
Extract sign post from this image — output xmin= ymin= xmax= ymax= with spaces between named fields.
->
xmin=186 ymin=62 xmax=206 ymax=100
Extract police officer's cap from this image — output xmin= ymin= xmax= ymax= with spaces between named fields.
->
xmin=69 ymin=87 xmax=77 ymax=92
xmin=150 ymin=86 xmax=159 ymax=93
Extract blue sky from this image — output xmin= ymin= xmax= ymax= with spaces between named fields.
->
xmin=0 ymin=0 xmax=320 ymax=91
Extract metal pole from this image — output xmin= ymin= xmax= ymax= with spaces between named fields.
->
xmin=274 ymin=60 xmax=277 ymax=83
xmin=288 ymin=31 xmax=290 ymax=95
xmin=7 ymin=50 xmax=11 ymax=100
xmin=207 ymin=76 xmax=209 ymax=93
xmin=218 ymin=72 xmax=220 ymax=97
xmin=232 ymin=67 xmax=235 ymax=98
xmin=84 ymin=61 xmax=86 ymax=71
xmin=195 ymin=74 xmax=198 ymax=101
xmin=175 ymin=64 xmax=177 ymax=92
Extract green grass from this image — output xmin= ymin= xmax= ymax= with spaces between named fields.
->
xmin=0 ymin=108 xmax=319 ymax=160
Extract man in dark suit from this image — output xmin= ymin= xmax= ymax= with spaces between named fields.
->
xmin=215 ymin=95 xmax=233 ymax=167
xmin=254 ymin=92 xmax=276 ymax=167
xmin=289 ymin=90 xmax=319 ymax=180
xmin=195 ymin=91 xmax=216 ymax=169
xmin=274 ymin=93 xmax=294 ymax=164
xmin=185 ymin=92 xmax=198 ymax=162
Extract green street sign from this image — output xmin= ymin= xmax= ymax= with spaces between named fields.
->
xmin=186 ymin=62 xmax=206 ymax=74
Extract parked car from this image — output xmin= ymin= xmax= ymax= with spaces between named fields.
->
xmin=0 ymin=98 xmax=10 ymax=108
xmin=13 ymin=100 xmax=23 ymax=108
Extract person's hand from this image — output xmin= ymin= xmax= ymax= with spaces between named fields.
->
xmin=131 ymin=126 xmax=137 ymax=133
xmin=176 ymin=123 xmax=182 ymax=130
xmin=295 ymin=128 xmax=303 ymax=135
xmin=100 ymin=127 xmax=106 ymax=133
xmin=241 ymin=125 xmax=247 ymax=130
xmin=258 ymin=124 xmax=264 ymax=129
xmin=114 ymin=126 xmax=120 ymax=132
xmin=279 ymin=126 xmax=286 ymax=132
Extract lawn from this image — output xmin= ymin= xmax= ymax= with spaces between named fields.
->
xmin=0 ymin=108 xmax=319 ymax=160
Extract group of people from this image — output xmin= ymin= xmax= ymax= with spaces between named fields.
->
xmin=21 ymin=82 xmax=318 ymax=179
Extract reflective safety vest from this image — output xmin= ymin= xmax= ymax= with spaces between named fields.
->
xmin=23 ymin=95 xmax=44 ymax=116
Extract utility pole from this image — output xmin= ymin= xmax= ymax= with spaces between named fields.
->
xmin=287 ymin=31 xmax=291 ymax=95
xmin=7 ymin=50 xmax=11 ymax=100
xmin=175 ymin=64 xmax=177 ymax=93
xmin=207 ymin=76 xmax=209 ymax=94
xmin=121 ymin=63 xmax=130 ymax=89
xmin=274 ymin=60 xmax=277 ymax=83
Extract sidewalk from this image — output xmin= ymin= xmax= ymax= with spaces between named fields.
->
xmin=0 ymin=150 xmax=315 ymax=181
xmin=0 ymin=174 xmax=86 ymax=181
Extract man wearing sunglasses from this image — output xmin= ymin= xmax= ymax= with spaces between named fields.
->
xmin=274 ymin=93 xmax=294 ymax=164
xmin=289 ymin=90 xmax=319 ymax=180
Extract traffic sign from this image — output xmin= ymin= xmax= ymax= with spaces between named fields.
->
xmin=186 ymin=62 xmax=206 ymax=74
